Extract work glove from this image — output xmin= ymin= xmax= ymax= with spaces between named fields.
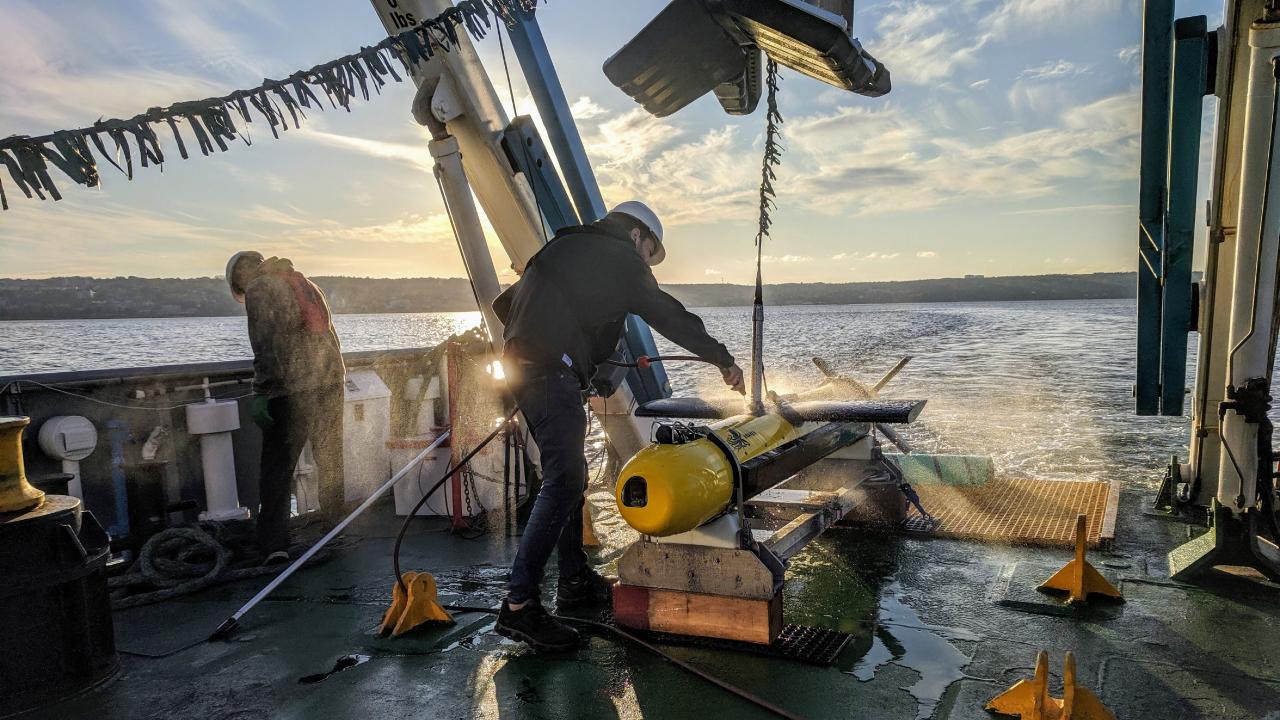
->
xmin=250 ymin=394 xmax=274 ymax=430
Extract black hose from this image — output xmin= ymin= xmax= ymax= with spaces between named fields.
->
xmin=442 ymin=604 xmax=806 ymax=720
xmin=603 ymin=355 xmax=720 ymax=369
xmin=392 ymin=407 xmax=521 ymax=594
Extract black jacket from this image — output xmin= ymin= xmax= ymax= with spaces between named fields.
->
xmin=493 ymin=217 xmax=734 ymax=388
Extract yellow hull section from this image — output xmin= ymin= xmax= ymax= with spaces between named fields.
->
xmin=615 ymin=413 xmax=799 ymax=536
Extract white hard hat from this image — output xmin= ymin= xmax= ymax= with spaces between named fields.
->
xmin=610 ymin=200 xmax=665 ymax=265
xmin=225 ymin=250 xmax=263 ymax=303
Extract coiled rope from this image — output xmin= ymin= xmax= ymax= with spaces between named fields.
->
xmin=108 ymin=522 xmax=338 ymax=609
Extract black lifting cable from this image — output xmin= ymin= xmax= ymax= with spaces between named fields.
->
xmin=391 ymin=406 xmax=521 ymax=594
xmin=750 ymin=60 xmax=784 ymax=413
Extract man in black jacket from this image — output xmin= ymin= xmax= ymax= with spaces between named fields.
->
xmin=491 ymin=201 xmax=744 ymax=651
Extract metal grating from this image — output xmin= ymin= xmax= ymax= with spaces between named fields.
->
xmin=902 ymin=478 xmax=1118 ymax=548
xmin=595 ymin=610 xmax=851 ymax=666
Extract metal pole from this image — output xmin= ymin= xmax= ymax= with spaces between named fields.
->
xmin=506 ymin=9 xmax=606 ymax=222
xmin=750 ymin=268 xmax=766 ymax=415
xmin=1219 ymin=20 xmax=1280 ymax=512
xmin=1135 ymin=0 xmax=1174 ymax=416
xmin=506 ymin=9 xmax=672 ymax=403
xmin=1160 ymin=17 xmax=1211 ymax=416
xmin=431 ymin=134 xmax=507 ymax=350
xmin=1188 ymin=1 xmax=1256 ymax=506
xmin=209 ymin=431 xmax=452 ymax=640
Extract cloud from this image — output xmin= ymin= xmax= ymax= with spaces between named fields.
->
xmin=297 ymin=127 xmax=434 ymax=173
xmin=867 ymin=1 xmax=989 ymax=85
xmin=834 ymin=251 xmax=900 ymax=261
xmin=0 ymin=5 xmax=226 ymax=131
xmin=150 ymin=0 xmax=272 ymax=79
xmin=275 ymin=212 xmax=458 ymax=246
xmin=0 ymin=195 xmax=243 ymax=277
xmin=1017 ymin=60 xmax=1090 ymax=81
xmin=220 ymin=162 xmax=290 ymax=194
xmin=1008 ymin=203 xmax=1132 ymax=216
xmin=705 ymin=268 xmax=722 ymax=275
xmin=239 ymin=204 xmax=316 ymax=226
xmin=1007 ymin=64 xmax=1096 ymax=119
xmin=586 ymin=118 xmax=757 ymax=225
xmin=983 ymin=0 xmax=1126 ymax=39
xmin=586 ymin=108 xmax=683 ymax=168
xmin=569 ymin=96 xmax=608 ymax=120
xmin=916 ymin=251 xmax=938 ymax=258
xmin=0 ymin=0 xmax=1156 ymax=283
xmin=784 ymin=91 xmax=1139 ymax=217
xmin=0 ymin=0 xmax=289 ymax=135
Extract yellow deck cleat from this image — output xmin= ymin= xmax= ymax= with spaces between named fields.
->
xmin=378 ymin=571 xmax=453 ymax=637
xmin=0 ymin=417 xmax=45 ymax=514
xmin=987 ymin=650 xmax=1115 ymax=720
xmin=1038 ymin=514 xmax=1123 ymax=605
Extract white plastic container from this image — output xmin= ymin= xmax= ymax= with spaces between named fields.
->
xmin=389 ymin=432 xmax=508 ymax=517
xmin=342 ymin=370 xmax=392 ymax=503
xmin=37 ymin=415 xmax=98 ymax=499
xmin=390 ymin=433 xmax=453 ymax=516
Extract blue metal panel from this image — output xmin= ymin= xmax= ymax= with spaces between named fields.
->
xmin=506 ymin=10 xmax=606 ymax=221
xmin=502 ymin=116 xmax=579 ymax=231
xmin=1135 ymin=0 xmax=1174 ymax=415
xmin=507 ymin=9 xmax=672 ymax=401
xmin=1160 ymin=16 xmax=1210 ymax=415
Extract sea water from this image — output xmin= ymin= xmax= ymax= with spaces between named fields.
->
xmin=2 ymin=299 xmax=1190 ymax=486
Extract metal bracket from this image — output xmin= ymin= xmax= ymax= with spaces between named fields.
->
xmin=500 ymin=116 xmax=578 ymax=231
xmin=1220 ymin=377 xmax=1271 ymax=424
xmin=704 ymin=427 xmax=754 ymax=549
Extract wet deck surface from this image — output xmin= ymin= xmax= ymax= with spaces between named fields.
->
xmin=36 ymin=485 xmax=1280 ymax=720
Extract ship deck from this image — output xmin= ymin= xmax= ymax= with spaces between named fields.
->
xmin=39 ymin=483 xmax=1280 ymax=720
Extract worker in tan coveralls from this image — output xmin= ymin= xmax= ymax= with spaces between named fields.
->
xmin=225 ymin=251 xmax=345 ymax=561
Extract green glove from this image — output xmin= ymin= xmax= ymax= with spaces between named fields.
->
xmin=250 ymin=394 xmax=274 ymax=430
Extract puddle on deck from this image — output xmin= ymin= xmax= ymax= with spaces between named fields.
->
xmin=786 ymin=532 xmax=976 ymax=719
xmin=852 ymin=588 xmax=978 ymax=719
xmin=417 ymin=481 xmax=978 ymax=717
xmin=298 ymin=654 xmax=372 ymax=684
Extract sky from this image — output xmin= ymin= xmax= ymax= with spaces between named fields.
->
xmin=0 ymin=0 xmax=1224 ymax=285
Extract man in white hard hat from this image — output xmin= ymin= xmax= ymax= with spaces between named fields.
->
xmin=225 ymin=251 xmax=346 ymax=562
xmin=490 ymin=201 xmax=744 ymax=651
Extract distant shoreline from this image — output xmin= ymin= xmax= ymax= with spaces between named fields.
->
xmin=0 ymin=272 xmax=1136 ymax=321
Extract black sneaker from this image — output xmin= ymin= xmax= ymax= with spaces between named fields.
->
xmin=556 ymin=567 xmax=616 ymax=610
xmin=495 ymin=600 xmax=581 ymax=652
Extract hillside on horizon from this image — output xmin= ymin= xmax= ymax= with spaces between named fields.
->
xmin=0 ymin=272 xmax=1137 ymax=321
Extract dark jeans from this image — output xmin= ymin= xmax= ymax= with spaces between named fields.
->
xmin=507 ymin=366 xmax=589 ymax=603
xmin=257 ymin=386 xmax=345 ymax=552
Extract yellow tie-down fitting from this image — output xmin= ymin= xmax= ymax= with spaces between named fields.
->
xmin=1038 ymin=514 xmax=1124 ymax=605
xmin=987 ymin=650 xmax=1115 ymax=720
xmin=0 ymin=416 xmax=45 ymax=514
